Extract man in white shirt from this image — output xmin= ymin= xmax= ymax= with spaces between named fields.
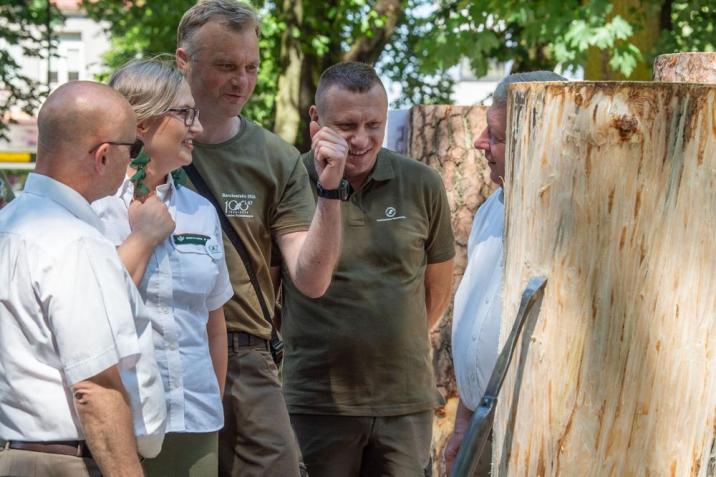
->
xmin=443 ymin=71 xmax=566 ymax=475
xmin=0 ymin=81 xmax=169 ymax=476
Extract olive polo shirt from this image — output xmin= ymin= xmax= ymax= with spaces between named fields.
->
xmin=282 ymin=148 xmax=455 ymax=416
xmin=190 ymin=116 xmax=315 ymax=339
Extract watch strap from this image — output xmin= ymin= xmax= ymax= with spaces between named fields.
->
xmin=317 ymin=179 xmax=351 ymax=200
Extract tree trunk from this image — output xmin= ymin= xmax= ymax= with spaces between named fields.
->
xmin=273 ymin=0 xmax=304 ymax=146
xmin=584 ymin=0 xmax=663 ymax=80
xmin=272 ymin=1 xmax=405 ymax=151
xmin=407 ymin=104 xmax=496 ymax=476
xmin=494 ymin=82 xmax=716 ymax=476
xmin=653 ymin=52 xmax=716 ymax=83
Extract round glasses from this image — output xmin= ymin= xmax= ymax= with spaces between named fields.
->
xmin=167 ymin=107 xmax=200 ymax=127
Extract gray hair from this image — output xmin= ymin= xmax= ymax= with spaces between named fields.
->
xmin=177 ymin=0 xmax=260 ymax=54
xmin=109 ymin=56 xmax=185 ymax=123
xmin=315 ymin=61 xmax=386 ymax=112
xmin=492 ymin=71 xmax=567 ymax=107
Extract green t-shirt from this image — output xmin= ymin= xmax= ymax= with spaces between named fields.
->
xmin=191 ymin=116 xmax=315 ymax=338
xmin=282 ymin=148 xmax=456 ymax=416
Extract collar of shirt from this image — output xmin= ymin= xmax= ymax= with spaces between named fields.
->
xmin=23 ymin=173 xmax=104 ymax=233
xmin=118 ymin=173 xmax=176 ymax=209
xmin=366 ymin=149 xmax=396 ymax=183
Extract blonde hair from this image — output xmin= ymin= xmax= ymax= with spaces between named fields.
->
xmin=177 ymin=0 xmax=259 ymax=55
xmin=108 ymin=56 xmax=185 ymax=123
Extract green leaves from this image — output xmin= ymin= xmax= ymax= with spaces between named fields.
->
xmin=73 ymin=0 xmax=716 ymax=147
xmin=418 ymin=0 xmax=712 ymax=81
xmin=0 ymin=0 xmax=62 ymax=140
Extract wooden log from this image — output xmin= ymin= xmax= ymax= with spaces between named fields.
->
xmin=407 ymin=104 xmax=496 ymax=476
xmin=494 ymin=82 xmax=716 ymax=476
xmin=653 ymin=52 xmax=716 ymax=83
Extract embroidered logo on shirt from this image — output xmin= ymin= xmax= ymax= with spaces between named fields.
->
xmin=173 ymin=233 xmax=210 ymax=246
xmin=376 ymin=206 xmax=406 ymax=222
xmin=222 ymin=192 xmax=256 ymax=218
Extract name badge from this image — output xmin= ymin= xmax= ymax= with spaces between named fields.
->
xmin=173 ymin=233 xmax=209 ymax=246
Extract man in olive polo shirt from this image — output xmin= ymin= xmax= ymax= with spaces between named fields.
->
xmin=175 ymin=1 xmax=347 ymax=475
xmin=282 ymin=61 xmax=456 ymax=477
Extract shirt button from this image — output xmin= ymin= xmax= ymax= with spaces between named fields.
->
xmin=169 ymin=343 xmax=178 ymax=351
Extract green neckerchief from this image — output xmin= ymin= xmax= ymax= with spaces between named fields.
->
xmin=129 ymin=151 xmax=187 ymax=199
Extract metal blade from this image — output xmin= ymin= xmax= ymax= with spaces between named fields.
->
xmin=450 ymin=275 xmax=547 ymax=477
xmin=483 ymin=275 xmax=547 ymax=401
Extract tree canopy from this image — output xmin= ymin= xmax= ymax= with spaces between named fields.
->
xmin=78 ymin=0 xmax=715 ymax=149
xmin=0 ymin=0 xmax=62 ymax=140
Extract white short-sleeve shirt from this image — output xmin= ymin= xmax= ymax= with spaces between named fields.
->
xmin=92 ymin=174 xmax=233 ymax=433
xmin=0 ymin=173 xmax=166 ymax=457
xmin=451 ymin=189 xmax=505 ymax=411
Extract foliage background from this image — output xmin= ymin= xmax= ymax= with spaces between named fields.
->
xmin=1 ymin=0 xmax=715 ymax=146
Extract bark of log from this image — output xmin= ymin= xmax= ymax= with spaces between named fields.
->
xmin=653 ymin=52 xmax=716 ymax=84
xmin=407 ymin=104 xmax=496 ymax=476
xmin=494 ymin=82 xmax=716 ymax=476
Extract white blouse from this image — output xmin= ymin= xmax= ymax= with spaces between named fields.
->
xmin=93 ymin=174 xmax=233 ymax=433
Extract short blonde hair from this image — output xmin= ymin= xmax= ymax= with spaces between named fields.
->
xmin=177 ymin=0 xmax=259 ymax=55
xmin=109 ymin=56 xmax=185 ymax=123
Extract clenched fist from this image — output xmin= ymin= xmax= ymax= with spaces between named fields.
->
xmin=310 ymin=120 xmax=347 ymax=190
xmin=128 ymin=195 xmax=175 ymax=247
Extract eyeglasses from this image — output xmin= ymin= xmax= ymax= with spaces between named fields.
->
xmin=88 ymin=139 xmax=144 ymax=159
xmin=167 ymin=107 xmax=200 ymax=127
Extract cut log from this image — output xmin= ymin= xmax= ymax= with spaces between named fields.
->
xmin=653 ymin=52 xmax=716 ymax=83
xmin=494 ymin=82 xmax=716 ymax=476
xmin=407 ymin=104 xmax=496 ymax=476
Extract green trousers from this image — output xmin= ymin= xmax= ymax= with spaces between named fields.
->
xmin=290 ymin=411 xmax=433 ymax=477
xmin=143 ymin=431 xmax=218 ymax=477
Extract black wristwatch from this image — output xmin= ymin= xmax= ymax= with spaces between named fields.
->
xmin=316 ymin=179 xmax=351 ymax=201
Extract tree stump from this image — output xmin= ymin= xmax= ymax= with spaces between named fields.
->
xmin=494 ymin=82 xmax=716 ymax=476
xmin=407 ymin=104 xmax=496 ymax=476
xmin=653 ymin=52 xmax=716 ymax=83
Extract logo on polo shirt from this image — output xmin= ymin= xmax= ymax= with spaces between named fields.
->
xmin=377 ymin=206 xmax=406 ymax=222
xmin=222 ymin=192 xmax=256 ymax=218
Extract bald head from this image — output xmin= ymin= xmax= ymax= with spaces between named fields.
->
xmin=37 ymin=81 xmax=136 ymax=159
xmin=35 ymin=81 xmax=137 ymax=201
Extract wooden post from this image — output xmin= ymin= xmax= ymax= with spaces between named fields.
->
xmin=407 ymin=104 xmax=496 ymax=476
xmin=653 ymin=52 xmax=716 ymax=83
xmin=494 ymin=82 xmax=716 ymax=476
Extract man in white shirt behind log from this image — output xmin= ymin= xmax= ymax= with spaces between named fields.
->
xmin=0 ymin=81 xmax=170 ymax=477
xmin=444 ymin=71 xmax=566 ymax=476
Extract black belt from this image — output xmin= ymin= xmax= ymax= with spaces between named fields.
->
xmin=4 ymin=440 xmax=93 ymax=459
xmin=227 ymin=331 xmax=269 ymax=351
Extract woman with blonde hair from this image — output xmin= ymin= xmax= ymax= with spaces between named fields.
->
xmin=92 ymin=57 xmax=232 ymax=476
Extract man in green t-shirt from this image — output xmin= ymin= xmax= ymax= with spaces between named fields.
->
xmin=281 ymin=62 xmax=456 ymax=477
xmin=175 ymin=1 xmax=347 ymax=476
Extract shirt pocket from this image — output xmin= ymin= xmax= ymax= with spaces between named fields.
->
xmin=170 ymin=235 xmax=222 ymax=305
